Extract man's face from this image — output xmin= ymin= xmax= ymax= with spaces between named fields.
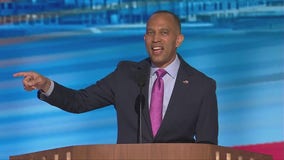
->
xmin=144 ymin=13 xmax=184 ymax=68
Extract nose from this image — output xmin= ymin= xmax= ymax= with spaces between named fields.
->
xmin=152 ymin=33 xmax=161 ymax=43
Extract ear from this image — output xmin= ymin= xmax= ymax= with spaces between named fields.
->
xmin=176 ymin=34 xmax=184 ymax=48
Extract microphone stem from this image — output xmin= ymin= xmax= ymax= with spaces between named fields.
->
xmin=139 ymin=87 xmax=143 ymax=143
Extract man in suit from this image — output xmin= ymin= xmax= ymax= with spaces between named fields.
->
xmin=14 ymin=10 xmax=218 ymax=144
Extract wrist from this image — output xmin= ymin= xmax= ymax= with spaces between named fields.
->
xmin=41 ymin=78 xmax=51 ymax=93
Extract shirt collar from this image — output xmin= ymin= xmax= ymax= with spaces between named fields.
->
xmin=150 ymin=55 xmax=180 ymax=79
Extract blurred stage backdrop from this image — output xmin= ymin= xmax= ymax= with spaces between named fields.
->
xmin=0 ymin=0 xmax=283 ymax=160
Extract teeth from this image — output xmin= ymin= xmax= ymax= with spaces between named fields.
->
xmin=152 ymin=46 xmax=162 ymax=50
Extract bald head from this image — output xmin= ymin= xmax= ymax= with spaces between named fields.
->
xmin=148 ymin=10 xmax=181 ymax=33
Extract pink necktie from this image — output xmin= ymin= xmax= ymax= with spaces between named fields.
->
xmin=150 ymin=69 xmax=167 ymax=137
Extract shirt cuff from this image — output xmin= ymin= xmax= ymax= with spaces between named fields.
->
xmin=41 ymin=80 xmax=54 ymax=96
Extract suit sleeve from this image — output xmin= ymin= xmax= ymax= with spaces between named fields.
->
xmin=38 ymin=71 xmax=116 ymax=113
xmin=195 ymin=78 xmax=218 ymax=144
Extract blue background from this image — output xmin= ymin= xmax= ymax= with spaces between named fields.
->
xmin=1 ymin=0 xmax=284 ymax=160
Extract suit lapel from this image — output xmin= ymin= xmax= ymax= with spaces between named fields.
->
xmin=142 ymin=83 xmax=153 ymax=139
xmin=156 ymin=58 xmax=193 ymax=137
xmin=137 ymin=59 xmax=155 ymax=140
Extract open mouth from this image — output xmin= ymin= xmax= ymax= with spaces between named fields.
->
xmin=152 ymin=46 xmax=163 ymax=54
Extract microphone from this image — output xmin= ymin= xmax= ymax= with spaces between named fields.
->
xmin=135 ymin=66 xmax=147 ymax=88
xmin=134 ymin=65 xmax=148 ymax=143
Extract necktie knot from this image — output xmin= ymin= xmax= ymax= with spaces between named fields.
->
xmin=156 ymin=69 xmax=167 ymax=78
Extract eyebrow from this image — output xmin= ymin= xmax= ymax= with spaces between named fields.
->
xmin=146 ymin=26 xmax=170 ymax=30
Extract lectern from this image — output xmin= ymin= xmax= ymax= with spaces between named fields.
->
xmin=10 ymin=143 xmax=272 ymax=160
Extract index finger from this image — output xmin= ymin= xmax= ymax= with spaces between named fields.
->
xmin=13 ymin=72 xmax=31 ymax=78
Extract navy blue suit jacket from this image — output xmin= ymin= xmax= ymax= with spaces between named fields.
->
xmin=39 ymin=55 xmax=218 ymax=144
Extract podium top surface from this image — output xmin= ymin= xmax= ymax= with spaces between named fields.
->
xmin=10 ymin=143 xmax=273 ymax=160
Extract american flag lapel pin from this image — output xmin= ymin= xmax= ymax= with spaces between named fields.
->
xmin=182 ymin=80 xmax=189 ymax=84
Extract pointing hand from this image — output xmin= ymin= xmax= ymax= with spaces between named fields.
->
xmin=13 ymin=72 xmax=51 ymax=92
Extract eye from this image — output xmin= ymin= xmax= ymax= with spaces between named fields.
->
xmin=161 ymin=30 xmax=169 ymax=36
xmin=146 ymin=30 xmax=154 ymax=36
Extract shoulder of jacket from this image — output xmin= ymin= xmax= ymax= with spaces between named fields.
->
xmin=117 ymin=58 xmax=151 ymax=69
xmin=180 ymin=59 xmax=216 ymax=84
